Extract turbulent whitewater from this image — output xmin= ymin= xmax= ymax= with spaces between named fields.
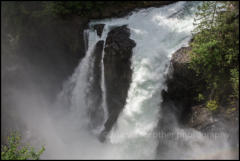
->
xmin=22 ymin=2 xmax=233 ymax=159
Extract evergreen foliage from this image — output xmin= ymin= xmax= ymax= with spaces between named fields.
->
xmin=190 ymin=1 xmax=239 ymax=104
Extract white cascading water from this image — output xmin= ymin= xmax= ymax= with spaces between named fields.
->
xmin=56 ymin=29 xmax=100 ymax=127
xmin=99 ymin=27 xmax=110 ymax=131
xmin=40 ymin=1 xmax=233 ymax=159
xmin=90 ymin=1 xmax=200 ymax=159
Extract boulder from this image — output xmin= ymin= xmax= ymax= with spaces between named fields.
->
xmin=93 ymin=24 xmax=105 ymax=37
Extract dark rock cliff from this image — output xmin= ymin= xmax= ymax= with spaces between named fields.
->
xmin=160 ymin=46 xmax=204 ymax=124
xmin=164 ymin=46 xmax=238 ymax=128
xmin=99 ymin=25 xmax=136 ymax=142
xmin=157 ymin=45 xmax=239 ymax=157
xmin=78 ymin=1 xmax=176 ymax=20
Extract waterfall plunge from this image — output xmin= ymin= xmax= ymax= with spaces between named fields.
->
xmin=89 ymin=1 xmax=200 ymax=159
xmin=40 ymin=2 xmax=233 ymax=159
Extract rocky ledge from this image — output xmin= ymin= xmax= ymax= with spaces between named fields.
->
xmin=159 ymin=45 xmax=239 ymax=150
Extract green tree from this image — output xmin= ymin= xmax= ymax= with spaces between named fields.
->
xmin=189 ymin=1 xmax=239 ymax=102
xmin=1 ymin=132 xmax=45 ymax=160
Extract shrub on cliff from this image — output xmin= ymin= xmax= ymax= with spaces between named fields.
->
xmin=44 ymin=1 xmax=127 ymax=17
xmin=1 ymin=132 xmax=45 ymax=160
xmin=190 ymin=1 xmax=239 ymax=103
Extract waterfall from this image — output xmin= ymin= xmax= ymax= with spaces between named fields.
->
xmin=83 ymin=29 xmax=89 ymax=53
xmin=47 ymin=1 xmax=232 ymax=159
xmin=89 ymin=1 xmax=200 ymax=159
xmin=99 ymin=27 xmax=110 ymax=131
xmin=57 ymin=29 xmax=100 ymax=127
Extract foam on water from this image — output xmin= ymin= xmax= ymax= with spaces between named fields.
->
xmin=39 ymin=2 xmax=233 ymax=159
xmin=89 ymin=1 xmax=200 ymax=159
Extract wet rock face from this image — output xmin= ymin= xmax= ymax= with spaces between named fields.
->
xmin=93 ymin=24 xmax=105 ymax=37
xmin=187 ymin=104 xmax=238 ymax=137
xmin=156 ymin=46 xmax=233 ymax=158
xmin=99 ymin=25 xmax=136 ymax=142
xmin=87 ymin=40 xmax=104 ymax=129
xmin=104 ymin=25 xmax=136 ymax=59
xmin=187 ymin=105 xmax=217 ymax=131
xmin=185 ymin=105 xmax=239 ymax=150
xmin=162 ymin=46 xmax=205 ymax=124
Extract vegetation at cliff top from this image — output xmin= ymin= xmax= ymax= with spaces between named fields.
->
xmin=1 ymin=132 xmax=45 ymax=160
xmin=43 ymin=1 xmax=162 ymax=17
xmin=189 ymin=1 xmax=239 ymax=108
xmin=44 ymin=1 xmax=122 ymax=17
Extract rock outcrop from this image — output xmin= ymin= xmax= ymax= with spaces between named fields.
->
xmin=158 ymin=45 xmax=239 ymax=155
xmin=93 ymin=24 xmax=105 ymax=37
xmin=163 ymin=46 xmax=238 ymax=128
xmin=86 ymin=1 xmax=176 ymax=20
xmin=187 ymin=105 xmax=217 ymax=131
xmin=99 ymin=25 xmax=136 ymax=142
xmin=186 ymin=104 xmax=239 ymax=149
xmin=161 ymin=46 xmax=204 ymax=124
